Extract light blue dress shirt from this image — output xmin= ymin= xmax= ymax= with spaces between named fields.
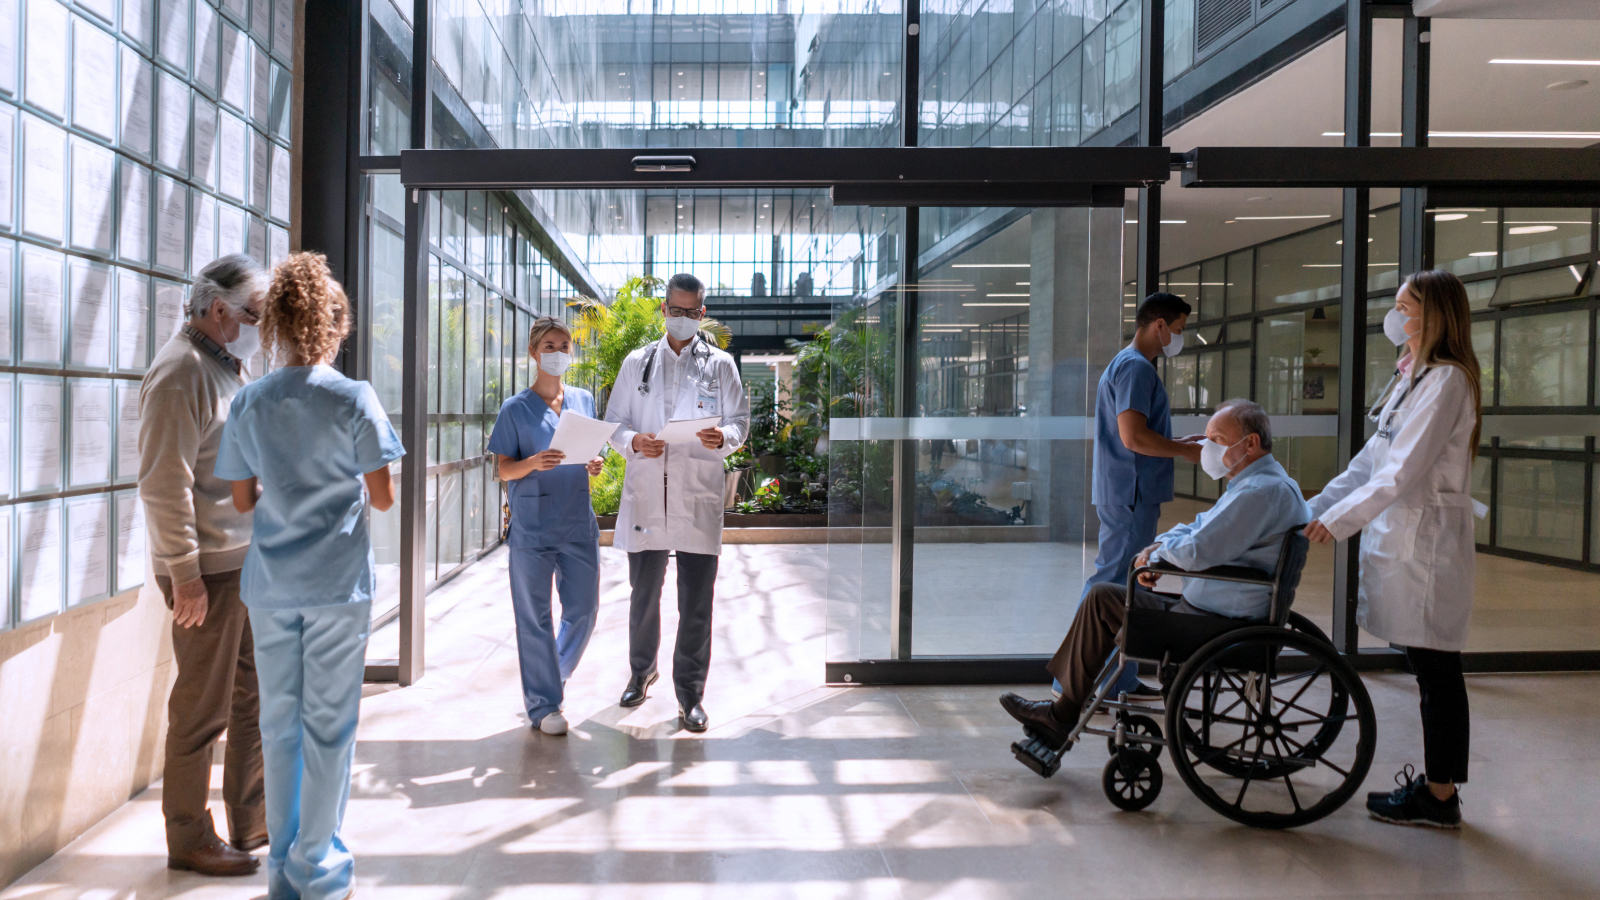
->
xmin=215 ymin=365 xmax=406 ymax=609
xmin=1150 ymin=454 xmax=1310 ymax=620
xmin=1093 ymin=345 xmax=1173 ymax=506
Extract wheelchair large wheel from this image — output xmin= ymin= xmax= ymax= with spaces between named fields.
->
xmin=1174 ymin=612 xmax=1351 ymax=779
xmin=1165 ymin=626 xmax=1375 ymax=829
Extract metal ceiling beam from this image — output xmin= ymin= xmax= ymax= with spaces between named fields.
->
xmin=397 ymin=147 xmax=1172 ymax=193
xmin=1179 ymin=146 xmax=1600 ymax=189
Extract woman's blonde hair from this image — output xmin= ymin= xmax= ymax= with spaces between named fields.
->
xmin=1401 ymin=269 xmax=1483 ymax=453
xmin=261 ymin=252 xmax=351 ymax=365
xmin=528 ymin=315 xmax=573 ymax=354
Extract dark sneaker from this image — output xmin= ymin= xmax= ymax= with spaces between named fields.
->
xmin=1367 ymin=766 xmax=1462 ymax=829
xmin=999 ymin=693 xmax=1073 ymax=748
xmin=1124 ymin=682 xmax=1163 ymax=703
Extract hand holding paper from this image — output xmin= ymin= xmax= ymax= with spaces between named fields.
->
xmin=546 ymin=410 xmax=621 ymax=463
xmin=656 ymin=416 xmax=721 ymax=445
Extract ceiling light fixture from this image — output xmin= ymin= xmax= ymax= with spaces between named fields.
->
xmin=1432 ymin=213 xmax=1468 ymax=221
xmin=1489 ymin=58 xmax=1600 ymax=66
xmin=1469 ymin=251 xmax=1497 ymax=257
xmin=1508 ymin=225 xmax=1558 ymax=234
xmin=1236 ymin=214 xmax=1332 ymax=220
xmin=986 ymin=293 xmax=1028 ymax=297
xmin=1547 ymin=80 xmax=1590 ymax=90
xmin=951 ymin=263 xmax=1029 ymax=268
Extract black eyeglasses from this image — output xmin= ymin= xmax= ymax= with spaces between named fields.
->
xmin=664 ymin=306 xmax=705 ymax=320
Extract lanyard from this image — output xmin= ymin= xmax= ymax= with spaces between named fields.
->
xmin=1375 ymin=366 xmax=1431 ymax=441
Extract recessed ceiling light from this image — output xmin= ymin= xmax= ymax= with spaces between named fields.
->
xmin=1508 ymin=225 xmax=1559 ymax=234
xmin=1469 ymin=251 xmax=1497 ymax=257
xmin=1237 ymin=215 xmax=1332 ymax=220
xmin=1246 ymin=195 xmax=1270 ymax=202
xmin=1432 ymin=213 xmax=1468 ymax=221
xmin=1490 ymin=58 xmax=1600 ymax=66
xmin=1546 ymin=80 xmax=1589 ymax=90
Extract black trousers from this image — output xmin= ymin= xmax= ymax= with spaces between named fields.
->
xmin=1405 ymin=646 xmax=1470 ymax=784
xmin=628 ymin=549 xmax=718 ymax=709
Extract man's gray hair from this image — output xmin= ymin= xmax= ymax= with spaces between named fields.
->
xmin=187 ymin=254 xmax=266 ymax=319
xmin=1216 ymin=398 xmax=1272 ymax=451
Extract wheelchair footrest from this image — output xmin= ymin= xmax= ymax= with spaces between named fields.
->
xmin=1011 ymin=733 xmax=1063 ymax=779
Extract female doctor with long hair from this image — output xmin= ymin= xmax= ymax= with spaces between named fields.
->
xmin=1304 ymin=268 xmax=1483 ymax=829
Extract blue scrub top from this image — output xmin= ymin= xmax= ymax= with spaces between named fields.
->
xmin=214 ymin=365 xmax=407 ymax=609
xmin=487 ymin=387 xmax=601 ymax=549
xmin=1092 ymin=345 xmax=1173 ymax=506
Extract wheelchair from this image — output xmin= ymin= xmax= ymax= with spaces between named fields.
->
xmin=1010 ymin=527 xmax=1376 ymax=828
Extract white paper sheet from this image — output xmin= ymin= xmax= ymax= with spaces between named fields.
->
xmin=118 ymin=158 xmax=152 ymax=263
xmin=156 ymin=71 xmax=190 ymax=173
xmin=191 ymin=96 xmax=218 ymax=188
xmin=121 ymin=0 xmax=153 ymax=48
xmin=68 ymin=262 xmax=112 ymax=368
xmin=193 ymin=1 xmax=219 ymax=95
xmin=67 ymin=494 xmax=110 ymax=604
xmin=269 ymin=224 xmax=288 ymax=265
xmin=70 ymin=139 xmax=116 ymax=252
xmin=0 ymin=513 xmax=10 ymax=618
xmin=21 ymin=247 xmax=62 ymax=363
xmin=656 ymin=415 xmax=722 ymax=445
xmin=221 ymin=0 xmax=245 ymax=22
xmin=0 ymin=107 xmax=14 ymax=227
xmin=20 ymin=378 xmax=63 ymax=492
xmin=155 ymin=176 xmax=187 ymax=272
xmin=115 ymin=491 xmax=145 ymax=592
xmin=251 ymin=43 xmax=270 ymax=123
xmin=70 ymin=379 xmax=111 ymax=486
xmin=24 ymin=0 xmax=67 ymax=118
xmin=0 ymin=246 xmax=12 ymax=361
xmin=0 ymin=0 xmax=17 ymax=95
xmin=116 ymin=271 xmax=149 ymax=370
xmin=152 ymin=280 xmax=184 ymax=346
xmin=248 ymin=215 xmax=265 ymax=264
xmin=22 ymin=115 xmax=65 ymax=243
xmin=157 ymin=0 xmax=187 ymax=69
xmin=116 ymin=380 xmax=139 ymax=479
xmin=120 ymin=47 xmax=154 ymax=158
xmin=270 ymin=143 xmax=289 ymax=221
xmin=250 ymin=0 xmax=269 ymax=37
xmin=218 ymin=113 xmax=246 ymax=200
xmin=250 ymin=130 xmax=269 ymax=210
xmin=545 ymin=410 xmax=622 ymax=462
xmin=191 ymin=193 xmax=217 ymax=273
xmin=79 ymin=0 xmax=113 ymax=23
xmin=218 ymin=202 xmax=245 ymax=254
xmin=273 ymin=0 xmax=292 ymax=58
xmin=19 ymin=501 xmax=62 ymax=620
xmin=222 ymin=23 xmax=248 ymax=111
xmin=72 ymin=20 xmax=118 ymax=140
xmin=0 ymin=377 xmax=12 ymax=495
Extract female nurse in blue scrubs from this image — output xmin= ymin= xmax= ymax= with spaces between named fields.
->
xmin=488 ymin=316 xmax=606 ymax=736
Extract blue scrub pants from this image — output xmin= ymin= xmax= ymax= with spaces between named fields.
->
xmin=249 ymin=601 xmax=371 ymax=900
xmin=1061 ymin=503 xmax=1163 ymax=697
xmin=509 ymin=540 xmax=600 ymax=721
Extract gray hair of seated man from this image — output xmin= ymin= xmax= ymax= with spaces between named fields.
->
xmin=187 ymin=254 xmax=267 ymax=320
xmin=1215 ymin=398 xmax=1273 ymax=452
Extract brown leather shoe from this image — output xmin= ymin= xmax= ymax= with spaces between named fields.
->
xmin=230 ymin=831 xmax=269 ymax=852
xmin=168 ymin=833 xmax=261 ymax=876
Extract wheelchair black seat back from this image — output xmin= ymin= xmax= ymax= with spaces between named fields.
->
xmin=1010 ymin=526 xmax=1377 ymax=829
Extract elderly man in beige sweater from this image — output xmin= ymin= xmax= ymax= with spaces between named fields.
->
xmin=139 ymin=254 xmax=269 ymax=877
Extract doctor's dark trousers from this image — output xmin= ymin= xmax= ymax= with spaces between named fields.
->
xmin=628 ymin=549 xmax=718 ymax=709
xmin=1405 ymin=646 xmax=1470 ymax=784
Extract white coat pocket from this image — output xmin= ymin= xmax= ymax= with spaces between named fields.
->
xmin=1365 ymin=506 xmax=1421 ymax=563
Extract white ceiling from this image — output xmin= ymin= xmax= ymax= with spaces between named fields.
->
xmin=1139 ymin=17 xmax=1600 ymax=271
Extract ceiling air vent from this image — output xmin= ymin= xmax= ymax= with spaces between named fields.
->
xmin=1197 ymin=0 xmax=1253 ymax=53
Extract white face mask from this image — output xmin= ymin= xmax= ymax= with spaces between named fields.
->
xmin=537 ymin=350 xmax=572 ymax=377
xmin=664 ymin=314 xmax=700 ymax=341
xmin=1383 ymin=306 xmax=1415 ymax=347
xmin=227 ymin=322 xmax=261 ymax=362
xmin=1162 ymin=328 xmax=1184 ymax=358
xmin=1200 ymin=437 xmax=1245 ymax=480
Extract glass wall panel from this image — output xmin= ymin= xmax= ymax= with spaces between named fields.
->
xmin=1432 ymin=208 xmax=1498 ymax=276
xmin=1500 ymin=311 xmax=1589 ymax=408
xmin=1225 ymin=249 xmax=1253 ymax=317
xmin=1496 ymin=458 xmax=1586 ymax=561
xmin=1256 ymin=224 xmax=1341 ymax=307
xmin=1502 ymin=208 xmax=1593 ymax=267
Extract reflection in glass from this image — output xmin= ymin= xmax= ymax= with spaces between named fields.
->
xmin=1471 ymin=319 xmax=1495 ymax=406
xmin=1502 ymin=208 xmax=1593 ymax=267
xmin=1256 ymin=224 xmax=1340 ymax=307
xmin=1368 ymin=205 xmax=1399 ymax=291
xmin=1470 ymin=456 xmax=1490 ymax=546
xmin=1431 ymin=207 xmax=1497 ymax=276
xmin=1499 ymin=311 xmax=1588 ymax=407
xmin=1491 ymin=267 xmax=1585 ymax=305
xmin=1496 ymin=458 xmax=1585 ymax=561
xmin=1225 ymin=248 xmax=1252 ymax=317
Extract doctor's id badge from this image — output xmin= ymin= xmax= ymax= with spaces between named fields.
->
xmin=695 ymin=389 xmax=720 ymax=417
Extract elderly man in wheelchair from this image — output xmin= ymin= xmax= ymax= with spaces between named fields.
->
xmin=1000 ymin=398 xmax=1376 ymax=828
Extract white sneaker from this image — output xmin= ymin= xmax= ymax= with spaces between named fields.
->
xmin=538 ymin=711 xmax=568 ymax=735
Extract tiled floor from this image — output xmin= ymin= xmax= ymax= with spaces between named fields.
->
xmin=6 ymin=542 xmax=1600 ymax=899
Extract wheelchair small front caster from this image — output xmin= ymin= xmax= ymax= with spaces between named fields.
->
xmin=1106 ymin=713 xmax=1163 ymax=760
xmin=1011 ymin=730 xmax=1063 ymax=779
xmin=1102 ymin=748 xmax=1162 ymax=811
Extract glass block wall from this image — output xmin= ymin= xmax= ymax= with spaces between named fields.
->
xmin=0 ymin=0 xmax=295 ymax=630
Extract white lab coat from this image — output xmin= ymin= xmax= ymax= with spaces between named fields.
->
xmin=1307 ymin=363 xmax=1481 ymax=651
xmin=604 ymin=334 xmax=750 ymax=556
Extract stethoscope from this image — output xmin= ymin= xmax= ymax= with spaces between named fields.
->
xmin=1368 ymin=364 xmax=1432 ymax=441
xmin=636 ymin=334 xmax=714 ymax=397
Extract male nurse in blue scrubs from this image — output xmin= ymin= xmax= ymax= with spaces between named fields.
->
xmin=488 ymin=317 xmax=607 ymax=736
xmin=1081 ymin=292 xmax=1202 ymax=700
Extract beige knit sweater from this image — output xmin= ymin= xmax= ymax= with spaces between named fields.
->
xmin=138 ymin=330 xmax=253 ymax=584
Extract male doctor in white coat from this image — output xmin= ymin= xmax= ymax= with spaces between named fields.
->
xmin=604 ymin=272 xmax=750 ymax=733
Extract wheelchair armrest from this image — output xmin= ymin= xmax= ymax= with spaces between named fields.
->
xmin=1128 ymin=561 xmax=1273 ymax=598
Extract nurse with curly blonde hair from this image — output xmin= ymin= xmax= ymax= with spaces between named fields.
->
xmin=216 ymin=252 xmax=406 ymax=900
